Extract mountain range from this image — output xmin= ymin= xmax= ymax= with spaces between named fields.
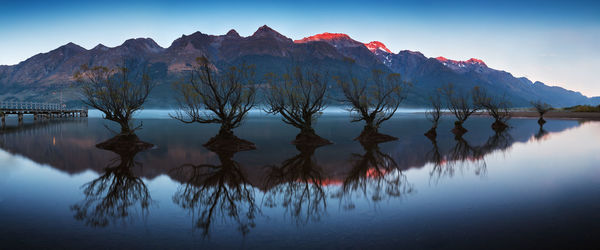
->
xmin=0 ymin=25 xmax=597 ymax=107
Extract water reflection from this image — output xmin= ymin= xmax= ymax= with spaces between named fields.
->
xmin=0 ymin=118 xmax=112 ymax=173
xmin=429 ymin=131 xmax=514 ymax=181
xmin=0 ymin=117 xmax=582 ymax=180
xmin=338 ymin=141 xmax=414 ymax=209
xmin=1 ymin=116 xmax=599 ymax=248
xmin=534 ymin=125 xmax=549 ymax=141
xmin=263 ymin=144 xmax=327 ymax=225
xmin=0 ymin=116 xmax=591 ymax=236
xmin=171 ymin=148 xmax=258 ymax=237
xmin=449 ymin=136 xmax=488 ymax=176
xmin=71 ymin=134 xmax=154 ymax=227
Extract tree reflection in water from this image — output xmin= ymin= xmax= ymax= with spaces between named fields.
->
xmin=263 ymin=144 xmax=327 ymax=225
xmin=337 ymin=141 xmax=414 ymax=209
xmin=429 ymin=131 xmax=513 ymax=182
xmin=534 ymin=125 xmax=549 ymax=141
xmin=172 ymin=149 xmax=257 ymax=237
xmin=71 ymin=134 xmax=154 ymax=227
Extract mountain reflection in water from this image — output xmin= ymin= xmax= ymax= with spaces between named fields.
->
xmin=0 ymin=114 xmax=592 ymax=240
xmin=0 ymin=116 xmax=578 ymax=180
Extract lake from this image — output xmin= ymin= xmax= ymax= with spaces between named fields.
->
xmin=0 ymin=111 xmax=599 ymax=249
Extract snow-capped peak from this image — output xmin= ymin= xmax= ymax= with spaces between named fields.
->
xmin=365 ymin=41 xmax=391 ymax=53
xmin=435 ymin=56 xmax=487 ymax=67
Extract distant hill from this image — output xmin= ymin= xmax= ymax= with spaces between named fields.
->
xmin=0 ymin=25 xmax=597 ymax=108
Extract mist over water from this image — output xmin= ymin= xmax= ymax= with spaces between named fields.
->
xmin=87 ymin=107 xmax=430 ymax=120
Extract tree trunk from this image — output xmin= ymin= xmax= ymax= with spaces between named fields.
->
xmin=300 ymin=126 xmax=316 ymax=135
xmin=356 ymin=120 xmax=397 ymax=143
xmin=293 ymin=125 xmax=331 ymax=146
xmin=362 ymin=121 xmax=378 ymax=136
xmin=120 ymin=122 xmax=132 ymax=135
xmin=204 ymin=122 xmax=256 ymax=151
xmin=217 ymin=123 xmax=235 ymax=139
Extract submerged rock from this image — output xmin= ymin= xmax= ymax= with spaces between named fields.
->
xmin=538 ymin=117 xmax=546 ymax=125
xmin=424 ymin=127 xmax=437 ymax=140
xmin=293 ymin=131 xmax=332 ymax=146
xmin=492 ymin=120 xmax=509 ymax=132
xmin=96 ymin=133 xmax=153 ymax=155
xmin=355 ymin=129 xmax=398 ymax=143
xmin=204 ymin=133 xmax=256 ymax=152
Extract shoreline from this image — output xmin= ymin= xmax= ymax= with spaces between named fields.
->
xmin=470 ymin=111 xmax=600 ymax=120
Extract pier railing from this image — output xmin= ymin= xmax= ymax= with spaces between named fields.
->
xmin=0 ymin=102 xmax=87 ymax=112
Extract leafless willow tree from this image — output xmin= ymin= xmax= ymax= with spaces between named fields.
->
xmin=440 ymin=84 xmax=482 ymax=136
xmin=74 ymin=64 xmax=153 ymax=135
xmin=172 ymin=57 xmax=257 ymax=150
xmin=476 ymin=89 xmax=512 ymax=131
xmin=531 ymin=100 xmax=552 ymax=125
xmin=336 ymin=69 xmax=411 ymax=142
xmin=264 ymin=66 xmax=330 ymax=145
xmin=425 ymin=92 xmax=443 ymax=138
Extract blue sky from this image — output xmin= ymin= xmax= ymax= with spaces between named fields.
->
xmin=1 ymin=0 xmax=599 ymax=95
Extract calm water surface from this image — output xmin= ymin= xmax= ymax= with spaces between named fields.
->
xmin=0 ymin=112 xmax=599 ymax=249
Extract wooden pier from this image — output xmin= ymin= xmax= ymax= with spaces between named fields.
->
xmin=0 ymin=101 xmax=88 ymax=125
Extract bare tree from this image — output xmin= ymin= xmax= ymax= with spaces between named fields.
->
xmin=440 ymin=84 xmax=482 ymax=136
xmin=172 ymin=57 xmax=257 ymax=150
xmin=531 ymin=100 xmax=552 ymax=125
xmin=74 ymin=63 xmax=153 ymax=135
xmin=336 ymin=69 xmax=410 ymax=142
xmin=424 ymin=91 xmax=443 ymax=139
xmin=264 ymin=66 xmax=330 ymax=145
xmin=476 ymin=89 xmax=512 ymax=131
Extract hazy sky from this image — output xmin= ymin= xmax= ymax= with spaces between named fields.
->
xmin=1 ymin=0 xmax=599 ymax=95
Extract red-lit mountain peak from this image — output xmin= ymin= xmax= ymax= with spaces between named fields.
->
xmin=436 ymin=56 xmax=450 ymax=62
xmin=436 ymin=56 xmax=487 ymax=67
xmin=466 ymin=58 xmax=486 ymax=66
xmin=365 ymin=41 xmax=391 ymax=53
xmin=294 ymin=32 xmax=355 ymax=43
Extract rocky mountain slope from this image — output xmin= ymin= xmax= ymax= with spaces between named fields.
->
xmin=0 ymin=25 xmax=595 ymax=107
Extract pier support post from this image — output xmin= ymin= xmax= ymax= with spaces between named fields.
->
xmin=18 ymin=113 xmax=23 ymax=122
xmin=1 ymin=113 xmax=4 ymax=126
